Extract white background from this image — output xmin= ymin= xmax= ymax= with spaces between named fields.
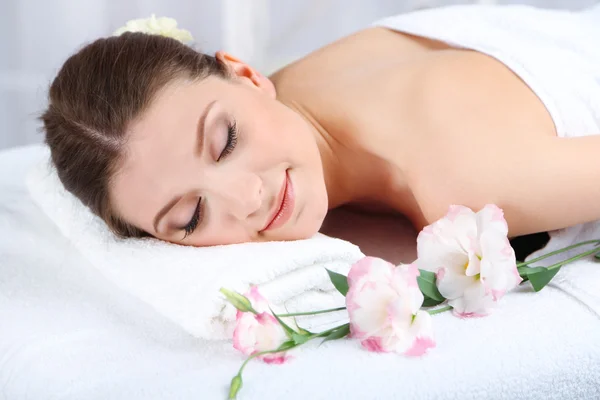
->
xmin=1 ymin=0 xmax=598 ymax=150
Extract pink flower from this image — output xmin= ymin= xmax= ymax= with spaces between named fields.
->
xmin=416 ymin=204 xmax=522 ymax=317
xmin=346 ymin=257 xmax=435 ymax=356
xmin=232 ymin=287 xmax=291 ymax=364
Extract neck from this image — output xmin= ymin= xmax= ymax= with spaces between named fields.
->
xmin=282 ymin=99 xmax=394 ymax=210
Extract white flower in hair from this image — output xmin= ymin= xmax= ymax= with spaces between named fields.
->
xmin=113 ymin=14 xmax=193 ymax=44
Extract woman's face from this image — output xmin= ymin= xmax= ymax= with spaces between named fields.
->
xmin=111 ymin=61 xmax=328 ymax=246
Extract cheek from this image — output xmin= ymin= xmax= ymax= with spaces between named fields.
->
xmin=255 ymin=124 xmax=312 ymax=166
xmin=190 ymin=218 xmax=252 ymax=246
xmin=110 ymin=176 xmax=151 ymax=229
xmin=291 ymin=167 xmax=329 ymax=237
xmin=246 ymin=103 xmax=302 ymax=158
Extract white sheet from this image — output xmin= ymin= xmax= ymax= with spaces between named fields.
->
xmin=2 ymin=144 xmax=600 ymax=400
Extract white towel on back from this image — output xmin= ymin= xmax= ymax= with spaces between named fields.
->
xmin=374 ymin=4 xmax=600 ymax=138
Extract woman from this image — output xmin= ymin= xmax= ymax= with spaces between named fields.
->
xmin=41 ymin=4 xmax=600 ymax=252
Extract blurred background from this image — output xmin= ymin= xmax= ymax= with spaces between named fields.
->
xmin=0 ymin=0 xmax=598 ymax=150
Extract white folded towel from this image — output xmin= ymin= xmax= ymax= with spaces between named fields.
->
xmin=26 ymin=154 xmax=364 ymax=340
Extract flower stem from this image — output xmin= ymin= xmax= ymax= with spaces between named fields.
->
xmin=236 ymin=350 xmax=277 ymax=378
xmin=516 ymin=240 xmax=600 ymax=267
xmin=313 ymin=323 xmax=350 ymax=339
xmin=546 ymin=246 xmax=600 ymax=271
xmin=277 ymin=306 xmax=347 ymax=318
xmin=232 ymin=322 xmax=349 ymax=396
xmin=427 ymin=305 xmax=453 ymax=315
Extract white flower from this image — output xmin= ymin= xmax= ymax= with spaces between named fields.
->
xmin=415 ymin=205 xmax=522 ymax=317
xmin=346 ymin=257 xmax=435 ymax=356
xmin=232 ymin=287 xmax=291 ymax=364
xmin=113 ymin=14 xmax=193 ymax=44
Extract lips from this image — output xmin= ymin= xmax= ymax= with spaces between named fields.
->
xmin=261 ymin=170 xmax=295 ymax=232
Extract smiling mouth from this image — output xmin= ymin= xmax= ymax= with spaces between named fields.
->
xmin=261 ymin=170 xmax=295 ymax=232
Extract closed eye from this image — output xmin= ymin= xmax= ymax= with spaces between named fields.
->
xmin=182 ymin=198 xmax=203 ymax=239
xmin=218 ymin=121 xmax=238 ymax=161
xmin=180 ymin=120 xmax=237 ymax=238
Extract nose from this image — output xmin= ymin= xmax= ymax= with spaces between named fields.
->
xmin=215 ymin=171 xmax=263 ymax=221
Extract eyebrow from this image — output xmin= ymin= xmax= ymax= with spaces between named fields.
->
xmin=152 ymin=100 xmax=217 ymax=233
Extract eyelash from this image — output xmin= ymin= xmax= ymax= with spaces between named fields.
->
xmin=218 ymin=121 xmax=238 ymax=161
xmin=182 ymin=120 xmax=239 ymax=238
xmin=183 ymin=198 xmax=202 ymax=239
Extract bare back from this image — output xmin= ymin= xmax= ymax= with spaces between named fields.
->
xmin=270 ymin=27 xmax=600 ymax=242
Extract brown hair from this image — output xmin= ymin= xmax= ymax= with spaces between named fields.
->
xmin=40 ymin=32 xmax=228 ymax=238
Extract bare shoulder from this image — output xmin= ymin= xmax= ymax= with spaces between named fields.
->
xmin=270 ymin=27 xmax=449 ymax=94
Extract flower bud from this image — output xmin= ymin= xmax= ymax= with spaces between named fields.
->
xmin=220 ymin=288 xmax=255 ymax=313
xmin=228 ymin=375 xmax=243 ymax=399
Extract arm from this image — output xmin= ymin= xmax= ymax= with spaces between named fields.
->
xmin=414 ymin=134 xmax=600 ymax=238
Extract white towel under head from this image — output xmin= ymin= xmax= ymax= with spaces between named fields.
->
xmin=26 ymin=155 xmax=364 ymax=340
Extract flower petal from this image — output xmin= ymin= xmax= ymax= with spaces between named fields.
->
xmin=403 ymin=311 xmax=436 ymax=356
xmin=445 ymin=205 xmax=478 ymax=237
xmin=233 ymin=313 xmax=259 ymax=354
xmin=245 ymin=286 xmax=270 ymax=313
xmin=416 ymin=206 xmax=479 ymax=273
xmin=464 ymin=250 xmax=481 ymax=277
xmin=233 ymin=289 xmax=291 ymax=363
xmin=348 ymin=257 xmax=393 ymax=289
xmin=348 ymin=281 xmax=396 ymax=338
xmin=261 ymin=354 xmax=289 ymax=364
xmin=436 ymin=266 xmax=477 ymax=300
xmin=361 ymin=336 xmax=387 ymax=352
xmin=416 ymin=226 xmax=468 ymax=273
xmin=476 ymin=204 xmax=509 ymax=237
xmin=449 ymin=282 xmax=495 ymax=317
xmin=479 ymin=230 xmax=521 ymax=292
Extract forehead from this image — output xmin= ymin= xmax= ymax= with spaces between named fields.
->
xmin=122 ymin=77 xmax=229 ymax=161
xmin=130 ymin=78 xmax=212 ymax=139
xmin=109 ymin=80 xmax=211 ymax=220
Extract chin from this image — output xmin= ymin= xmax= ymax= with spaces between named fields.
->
xmin=276 ymin=212 xmax=327 ymax=242
xmin=297 ymin=207 xmax=328 ymax=240
xmin=284 ymin=230 xmax=320 ymax=242
xmin=270 ymin=187 xmax=328 ymax=242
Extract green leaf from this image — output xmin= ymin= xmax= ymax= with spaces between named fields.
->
xmin=422 ymin=297 xmax=445 ymax=308
xmin=276 ymin=339 xmax=296 ymax=352
xmin=528 ymin=267 xmax=561 ymax=292
xmin=326 ymin=269 xmax=349 ymax=296
xmin=517 ymin=266 xmax=546 ymax=276
xmin=595 ymin=252 xmax=600 ymax=260
xmin=517 ymin=266 xmax=548 ymax=284
xmin=270 ymin=309 xmax=297 ymax=338
xmin=517 ymin=266 xmax=529 ymax=282
xmin=417 ymin=269 xmax=445 ymax=302
xmin=291 ymin=332 xmax=310 ymax=345
xmin=517 ymin=266 xmax=544 ymax=283
xmin=320 ymin=324 xmax=350 ymax=345
xmin=418 ymin=269 xmax=436 ymax=281
xmin=297 ymin=326 xmax=313 ymax=336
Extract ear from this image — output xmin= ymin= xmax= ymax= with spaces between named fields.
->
xmin=215 ymin=51 xmax=276 ymax=99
